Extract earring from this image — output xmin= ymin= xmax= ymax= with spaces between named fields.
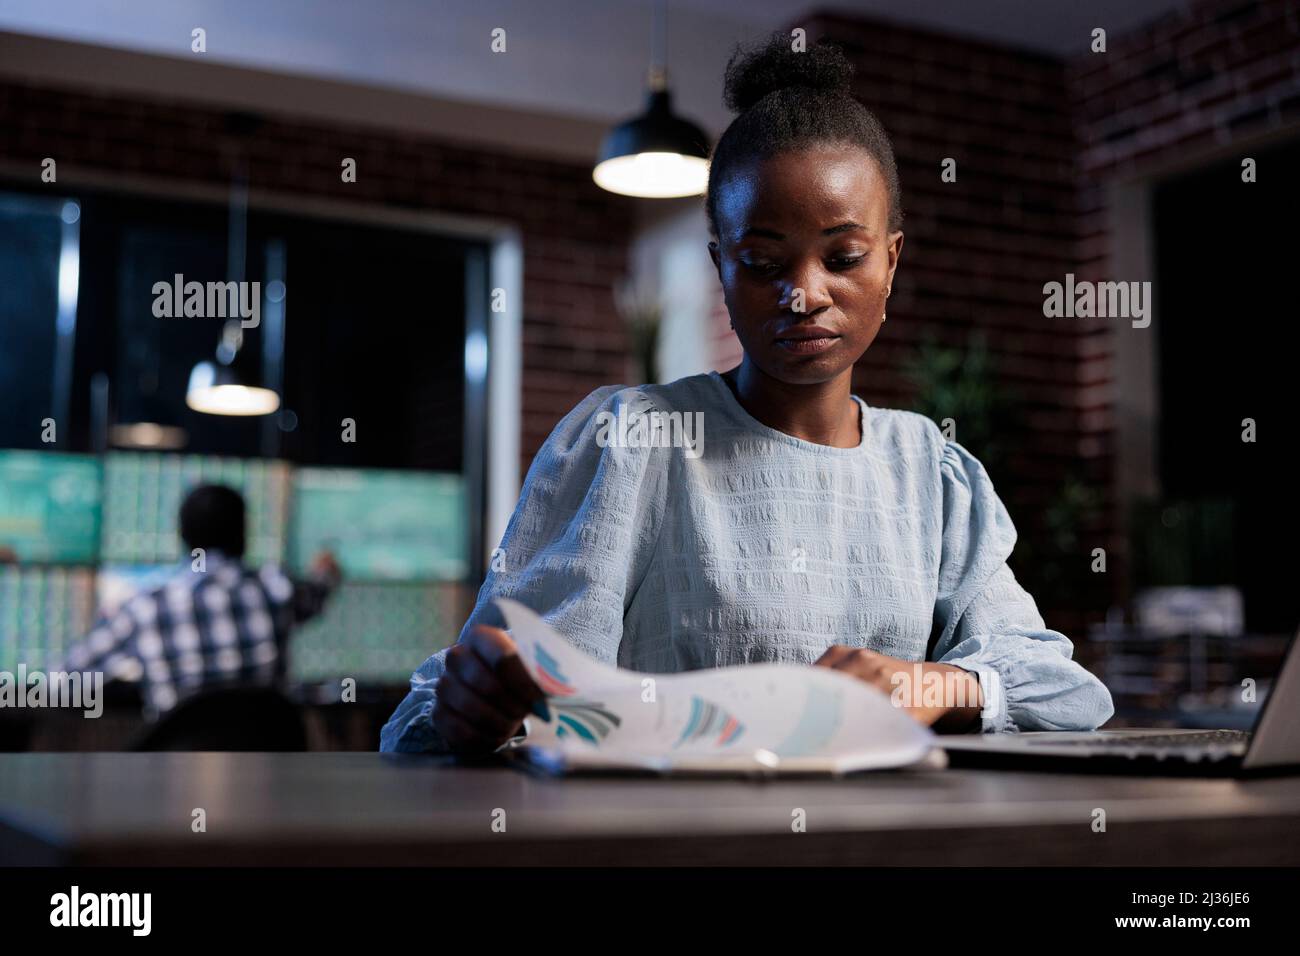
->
xmin=729 ymin=319 xmax=735 ymax=330
xmin=882 ymin=311 xmax=886 ymax=324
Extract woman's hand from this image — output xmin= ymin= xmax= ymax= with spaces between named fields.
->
xmin=433 ymin=625 xmax=547 ymax=753
xmin=813 ymin=645 xmax=983 ymax=732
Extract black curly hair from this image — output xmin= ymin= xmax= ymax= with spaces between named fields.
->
xmin=706 ymin=33 xmax=903 ymax=237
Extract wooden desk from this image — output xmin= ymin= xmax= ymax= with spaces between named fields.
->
xmin=1 ymin=752 xmax=1298 ymax=865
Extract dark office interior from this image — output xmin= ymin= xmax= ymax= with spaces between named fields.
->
xmin=0 ymin=0 xmax=1298 ymax=901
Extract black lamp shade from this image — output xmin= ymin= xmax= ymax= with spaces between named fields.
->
xmin=594 ymin=89 xmax=711 ymax=198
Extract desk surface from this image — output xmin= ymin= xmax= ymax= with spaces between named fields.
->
xmin=1 ymin=752 xmax=1298 ymax=865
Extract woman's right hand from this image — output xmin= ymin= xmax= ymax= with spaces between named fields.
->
xmin=432 ymin=624 xmax=546 ymax=753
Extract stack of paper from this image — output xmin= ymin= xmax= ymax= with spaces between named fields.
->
xmin=497 ymin=598 xmax=941 ymax=777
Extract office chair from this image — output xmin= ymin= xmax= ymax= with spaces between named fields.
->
xmin=129 ymin=685 xmax=308 ymax=752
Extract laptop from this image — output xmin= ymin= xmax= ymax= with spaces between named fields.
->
xmin=939 ymin=629 xmax=1300 ymax=776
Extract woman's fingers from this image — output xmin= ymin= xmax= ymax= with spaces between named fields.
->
xmin=447 ymin=640 xmax=533 ymax=718
xmin=432 ymin=697 xmax=500 ymax=751
xmin=433 ymin=626 xmax=547 ymax=752
xmin=437 ymin=657 xmax=525 ymax=740
xmin=494 ymin=653 xmax=546 ymax=709
xmin=469 ymin=624 xmax=546 ymax=707
xmin=434 ymin=682 xmax=523 ymax=749
xmin=813 ymin=645 xmax=893 ymax=692
xmin=813 ymin=644 xmax=851 ymax=666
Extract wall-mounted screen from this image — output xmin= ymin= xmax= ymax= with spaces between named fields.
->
xmin=291 ymin=468 xmax=467 ymax=581
xmin=0 ymin=451 xmax=101 ymax=563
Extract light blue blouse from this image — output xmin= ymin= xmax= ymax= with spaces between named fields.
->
xmin=381 ymin=370 xmax=1114 ymax=752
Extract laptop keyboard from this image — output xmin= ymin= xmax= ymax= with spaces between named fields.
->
xmin=1032 ymin=729 xmax=1250 ymax=753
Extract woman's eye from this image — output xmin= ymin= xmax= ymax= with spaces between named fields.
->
xmin=739 ymin=253 xmax=862 ymax=275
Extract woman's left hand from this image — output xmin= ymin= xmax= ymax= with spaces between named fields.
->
xmin=813 ymin=645 xmax=983 ymax=732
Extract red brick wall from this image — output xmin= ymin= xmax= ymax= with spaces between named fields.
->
xmin=1067 ymin=0 xmax=1300 ymax=507
xmin=0 ymin=77 xmax=637 ymax=475
xmin=1066 ymin=0 xmax=1298 ymax=620
xmin=1070 ymin=0 xmax=1299 ymax=175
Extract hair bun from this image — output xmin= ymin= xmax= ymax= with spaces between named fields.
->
xmin=722 ymin=34 xmax=854 ymax=114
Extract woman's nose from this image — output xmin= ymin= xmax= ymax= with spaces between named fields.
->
xmin=779 ymin=267 xmax=832 ymax=313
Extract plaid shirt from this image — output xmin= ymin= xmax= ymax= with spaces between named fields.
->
xmin=63 ymin=552 xmax=336 ymax=717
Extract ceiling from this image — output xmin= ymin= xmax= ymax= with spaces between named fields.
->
xmin=0 ymin=0 xmax=1188 ymax=136
xmin=676 ymin=0 xmax=1189 ymax=54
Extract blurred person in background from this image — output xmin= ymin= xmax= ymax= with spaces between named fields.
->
xmin=62 ymin=484 xmax=342 ymax=718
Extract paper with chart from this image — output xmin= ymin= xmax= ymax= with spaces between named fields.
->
xmin=497 ymin=598 xmax=936 ymax=773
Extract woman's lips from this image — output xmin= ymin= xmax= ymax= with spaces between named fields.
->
xmin=775 ymin=334 xmax=840 ymax=354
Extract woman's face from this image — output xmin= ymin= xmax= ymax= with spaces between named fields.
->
xmin=709 ymin=145 xmax=903 ymax=386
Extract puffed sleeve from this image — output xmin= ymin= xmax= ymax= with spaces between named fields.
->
xmin=380 ymin=384 xmax=673 ymax=753
xmin=929 ymin=440 xmax=1114 ymax=733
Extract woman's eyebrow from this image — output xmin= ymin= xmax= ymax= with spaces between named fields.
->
xmin=740 ymin=221 xmax=866 ymax=241
xmin=822 ymin=221 xmax=866 ymax=236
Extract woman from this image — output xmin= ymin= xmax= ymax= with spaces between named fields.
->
xmin=381 ymin=35 xmax=1113 ymax=754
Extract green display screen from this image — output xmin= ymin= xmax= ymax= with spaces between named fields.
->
xmin=0 ymin=565 xmax=97 ymax=672
xmin=291 ymin=580 xmax=468 ymax=682
xmin=101 ymin=452 xmax=289 ymax=565
xmin=0 ymin=451 xmax=102 ymax=563
xmin=291 ymin=468 xmax=468 ymax=581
